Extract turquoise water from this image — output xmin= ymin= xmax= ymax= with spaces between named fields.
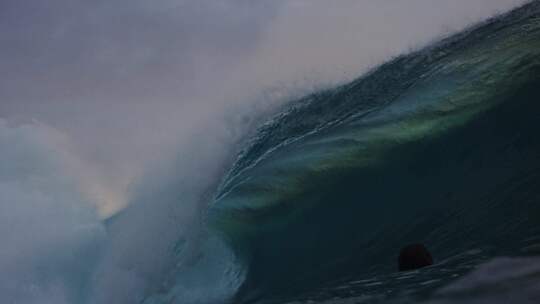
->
xmin=148 ymin=2 xmax=540 ymax=303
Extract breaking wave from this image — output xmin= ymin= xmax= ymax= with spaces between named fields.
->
xmin=198 ymin=2 xmax=540 ymax=303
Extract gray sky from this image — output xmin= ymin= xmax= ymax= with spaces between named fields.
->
xmin=0 ymin=0 xmax=528 ymax=216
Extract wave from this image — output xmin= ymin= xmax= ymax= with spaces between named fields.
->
xmin=201 ymin=2 xmax=540 ymax=302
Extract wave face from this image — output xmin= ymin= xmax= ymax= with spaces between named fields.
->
xmin=207 ymin=2 xmax=540 ymax=303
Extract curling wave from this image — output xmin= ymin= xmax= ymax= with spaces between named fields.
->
xmin=203 ymin=2 xmax=540 ymax=303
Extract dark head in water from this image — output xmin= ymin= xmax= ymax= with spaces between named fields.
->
xmin=398 ymin=244 xmax=434 ymax=271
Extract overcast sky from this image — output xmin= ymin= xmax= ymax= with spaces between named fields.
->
xmin=0 ymin=0 xmax=528 ymax=216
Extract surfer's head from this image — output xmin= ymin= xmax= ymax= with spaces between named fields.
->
xmin=399 ymin=244 xmax=434 ymax=271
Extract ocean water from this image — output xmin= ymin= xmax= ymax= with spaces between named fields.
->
xmin=146 ymin=2 xmax=540 ymax=303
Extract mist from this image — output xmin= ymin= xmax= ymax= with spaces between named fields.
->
xmin=0 ymin=0 xmax=528 ymax=303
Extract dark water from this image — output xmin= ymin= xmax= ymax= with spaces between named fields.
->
xmin=147 ymin=2 xmax=540 ymax=303
xmin=203 ymin=2 xmax=540 ymax=303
